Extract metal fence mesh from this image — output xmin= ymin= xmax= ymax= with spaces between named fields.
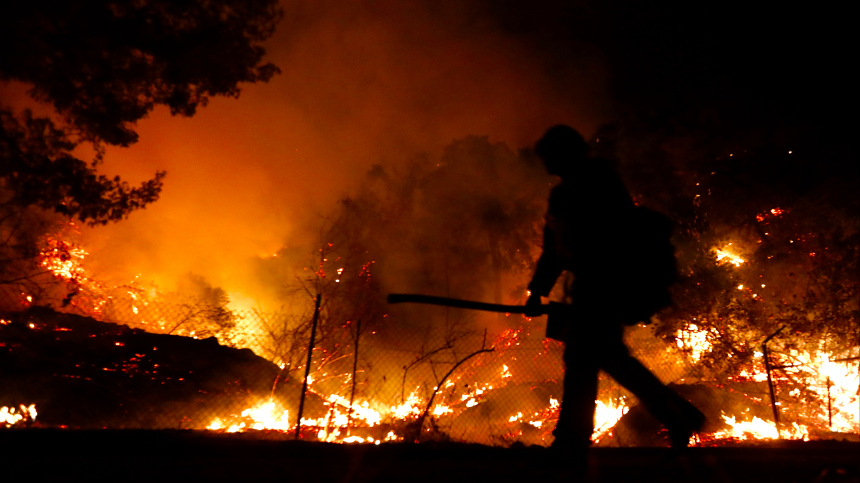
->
xmin=1 ymin=288 xmax=858 ymax=446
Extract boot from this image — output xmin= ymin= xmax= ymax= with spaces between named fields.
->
xmin=667 ymin=401 xmax=706 ymax=448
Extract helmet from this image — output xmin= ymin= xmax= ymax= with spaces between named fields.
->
xmin=534 ymin=125 xmax=589 ymax=177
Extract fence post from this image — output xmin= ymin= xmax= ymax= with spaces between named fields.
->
xmin=763 ymin=326 xmax=785 ymax=437
xmin=295 ymin=293 xmax=322 ymax=439
xmin=826 ymin=376 xmax=832 ymax=429
xmin=347 ymin=319 xmax=361 ymax=433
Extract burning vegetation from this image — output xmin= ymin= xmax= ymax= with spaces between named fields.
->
xmin=2 ymin=137 xmax=857 ymax=447
xmin=1 ymin=403 xmax=36 ymax=428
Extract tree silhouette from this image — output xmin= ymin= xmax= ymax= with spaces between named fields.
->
xmin=0 ymin=0 xmax=281 ymax=146
xmin=1 ymin=0 xmax=281 ymax=291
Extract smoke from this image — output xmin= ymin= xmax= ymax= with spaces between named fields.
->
xmin=14 ymin=1 xmax=611 ymax=308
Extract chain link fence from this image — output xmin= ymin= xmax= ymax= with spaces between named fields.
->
xmin=1 ymin=287 xmax=857 ymax=446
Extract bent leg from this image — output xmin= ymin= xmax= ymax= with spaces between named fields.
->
xmin=599 ymin=339 xmax=705 ymax=447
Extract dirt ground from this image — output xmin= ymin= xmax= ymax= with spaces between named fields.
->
xmin=2 ymin=430 xmax=857 ymax=483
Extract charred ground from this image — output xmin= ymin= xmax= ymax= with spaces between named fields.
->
xmin=0 ymin=307 xmax=312 ymax=429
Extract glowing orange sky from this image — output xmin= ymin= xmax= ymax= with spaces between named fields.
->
xmin=2 ymin=2 xmax=613 ymax=308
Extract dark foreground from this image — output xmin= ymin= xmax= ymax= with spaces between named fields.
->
xmin=2 ymin=430 xmax=857 ymax=483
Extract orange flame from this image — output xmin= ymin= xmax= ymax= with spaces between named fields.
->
xmin=1 ymin=404 xmax=37 ymax=427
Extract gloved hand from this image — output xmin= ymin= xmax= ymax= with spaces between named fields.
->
xmin=524 ymin=292 xmax=544 ymax=317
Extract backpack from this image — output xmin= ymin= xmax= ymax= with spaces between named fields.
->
xmin=618 ymin=206 xmax=679 ymax=325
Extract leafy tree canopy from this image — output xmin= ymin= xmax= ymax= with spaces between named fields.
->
xmin=0 ymin=0 xmax=281 ymax=146
xmin=1 ymin=0 xmax=281 ymax=227
xmin=1 ymin=0 xmax=281 ymax=287
xmin=1 ymin=110 xmax=164 ymax=225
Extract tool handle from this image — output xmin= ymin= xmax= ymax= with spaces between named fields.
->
xmin=387 ymin=293 xmax=565 ymax=315
xmin=387 ymin=293 xmax=524 ymax=312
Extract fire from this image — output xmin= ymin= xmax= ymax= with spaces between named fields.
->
xmin=207 ymin=399 xmax=290 ymax=432
xmin=714 ymin=245 xmax=745 ymax=267
xmin=756 ymin=207 xmax=787 ymax=222
xmin=40 ymin=236 xmax=89 ymax=282
xmin=593 ymin=399 xmax=629 ymax=442
xmin=701 ymin=343 xmax=856 ymax=441
xmin=208 ymin=393 xmax=390 ymax=442
xmin=34 ymin=230 xmax=111 ymax=315
xmin=675 ymin=323 xmax=714 ymax=363
xmin=1 ymin=404 xmax=37 ymax=427
xmin=324 ymin=394 xmax=382 ymax=426
xmin=782 ymin=350 xmax=859 ymax=433
xmin=675 ymin=321 xmax=858 ymax=444
xmin=12 ymin=232 xmax=859 ymax=447
xmin=205 ymin=356 xmax=526 ymax=443
xmin=391 ymin=389 xmax=424 ymax=419
xmin=735 ymin=365 xmax=769 ymax=383
xmin=432 ymin=404 xmax=453 ymax=417
xmin=709 ymin=413 xmax=810 ymax=442
xmin=459 ymin=382 xmax=493 ymax=408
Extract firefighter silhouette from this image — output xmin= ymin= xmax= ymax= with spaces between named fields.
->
xmin=525 ymin=125 xmax=705 ymax=450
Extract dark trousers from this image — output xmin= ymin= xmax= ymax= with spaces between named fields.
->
xmin=553 ymin=321 xmax=697 ymax=446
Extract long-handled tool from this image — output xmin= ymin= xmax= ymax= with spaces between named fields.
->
xmin=386 ymin=293 xmax=573 ymax=341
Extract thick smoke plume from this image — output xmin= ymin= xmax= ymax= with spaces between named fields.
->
xmin=14 ymin=1 xmax=610 ymax=306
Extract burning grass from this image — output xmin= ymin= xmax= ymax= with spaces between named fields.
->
xmin=1 ymin=404 xmax=36 ymax=427
xmin=3 ymin=306 xmax=856 ymax=446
